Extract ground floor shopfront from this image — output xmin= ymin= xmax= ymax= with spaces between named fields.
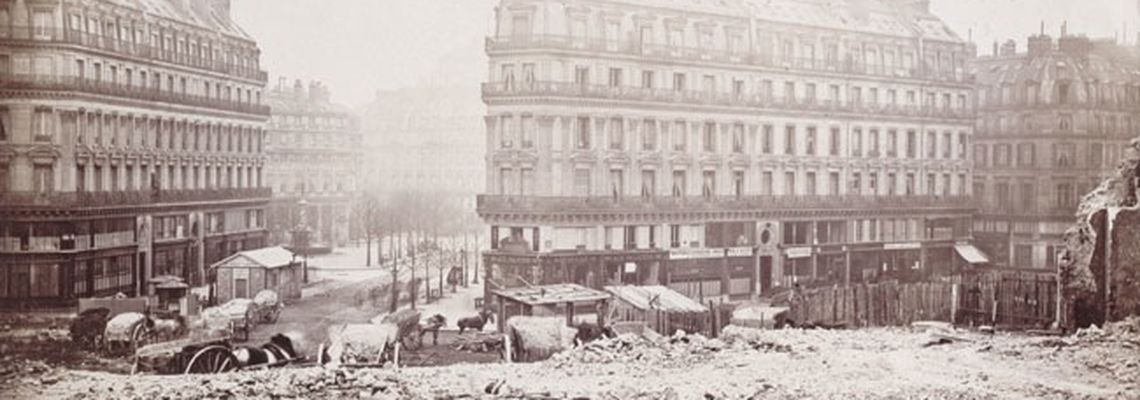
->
xmin=0 ymin=203 xmax=269 ymax=308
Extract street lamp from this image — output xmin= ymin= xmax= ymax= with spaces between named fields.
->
xmin=291 ymin=198 xmax=313 ymax=284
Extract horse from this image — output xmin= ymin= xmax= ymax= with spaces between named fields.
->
xmin=458 ymin=309 xmax=494 ymax=334
xmin=151 ymin=315 xmax=187 ymax=342
xmin=573 ymin=322 xmax=617 ymax=347
xmin=418 ymin=314 xmax=446 ymax=346
xmin=233 ymin=334 xmax=299 ymax=368
xmin=70 ymin=307 xmax=111 ymax=350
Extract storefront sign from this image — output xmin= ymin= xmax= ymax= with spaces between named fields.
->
xmin=669 ymin=247 xmax=753 ymax=260
xmin=884 ymin=242 xmax=922 ymax=250
xmin=623 ymin=262 xmax=637 ymax=273
xmin=785 ymin=247 xmax=812 ymax=259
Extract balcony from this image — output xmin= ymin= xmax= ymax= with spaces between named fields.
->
xmin=486 ymin=35 xmax=974 ymax=84
xmin=483 ymin=81 xmax=973 ymax=121
xmin=0 ymin=74 xmax=271 ymax=116
xmin=0 ymin=187 xmax=273 ymax=209
xmin=1 ymin=26 xmax=268 ymax=82
xmin=477 ymin=194 xmax=975 ymax=215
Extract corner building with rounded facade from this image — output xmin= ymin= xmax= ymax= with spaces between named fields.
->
xmin=477 ymin=0 xmax=977 ymax=303
xmin=0 ymin=0 xmax=270 ymax=307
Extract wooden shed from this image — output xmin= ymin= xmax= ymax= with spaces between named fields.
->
xmin=211 ymin=247 xmax=301 ymax=304
xmin=489 ymin=283 xmax=611 ymax=333
xmin=605 ymin=285 xmax=710 ymax=336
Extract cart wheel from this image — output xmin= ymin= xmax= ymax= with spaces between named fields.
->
xmin=130 ymin=324 xmax=151 ymax=354
xmin=185 ymin=345 xmax=239 ymax=374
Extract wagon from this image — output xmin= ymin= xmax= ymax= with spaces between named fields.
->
xmin=253 ymin=290 xmax=284 ymax=324
xmin=200 ymin=299 xmax=256 ymax=342
xmin=131 ymin=333 xmax=305 ymax=375
xmin=104 ymin=312 xmax=154 ymax=355
xmin=318 ymin=309 xmax=423 ymax=367
xmin=132 ymin=335 xmax=238 ymax=375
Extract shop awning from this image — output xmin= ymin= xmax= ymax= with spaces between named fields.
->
xmin=954 ymin=244 xmax=990 ymax=264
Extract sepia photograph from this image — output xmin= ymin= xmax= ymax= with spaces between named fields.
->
xmin=0 ymin=0 xmax=1139 ymax=398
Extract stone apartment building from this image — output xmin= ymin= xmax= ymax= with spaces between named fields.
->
xmin=0 ymin=0 xmax=270 ymax=306
xmin=478 ymin=0 xmax=981 ymax=303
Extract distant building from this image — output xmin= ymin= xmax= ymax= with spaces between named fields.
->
xmin=359 ymin=85 xmax=485 ymax=210
xmin=0 ymin=0 xmax=271 ymax=307
xmin=478 ymin=0 xmax=979 ymax=304
xmin=264 ymin=79 xmax=362 ymax=248
xmin=971 ymin=33 xmax=1140 ymax=269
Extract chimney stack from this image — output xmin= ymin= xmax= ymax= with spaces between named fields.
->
xmin=1027 ymin=34 xmax=1054 ymax=57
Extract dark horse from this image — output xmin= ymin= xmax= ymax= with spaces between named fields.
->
xmin=233 ymin=334 xmax=299 ymax=368
xmin=458 ymin=309 xmax=494 ymax=334
xmin=419 ymin=314 xmax=446 ymax=346
xmin=573 ymin=322 xmax=617 ymax=347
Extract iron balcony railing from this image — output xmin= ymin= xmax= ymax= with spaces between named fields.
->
xmin=477 ymin=194 xmax=975 ymax=214
xmin=486 ymin=35 xmax=973 ymax=84
xmin=483 ymin=81 xmax=973 ymax=120
xmin=1 ymin=187 xmax=273 ymax=208
xmin=0 ymin=26 xmax=268 ymax=82
xmin=0 ymin=74 xmax=272 ymax=116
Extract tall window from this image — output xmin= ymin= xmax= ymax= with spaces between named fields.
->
xmin=672 ymin=120 xmax=687 ymax=151
xmin=33 ymin=164 xmax=53 ymax=193
xmin=784 ymin=171 xmax=796 ymax=195
xmin=609 ymin=118 xmax=624 ymax=150
xmin=702 ymin=122 xmax=716 ymax=152
xmin=672 ymin=170 xmax=686 ymax=197
xmin=1056 ymin=183 xmax=1075 ymax=209
xmin=806 ymin=172 xmax=817 ymax=195
xmin=886 ymin=130 xmax=898 ymax=158
xmin=641 ymin=70 xmax=655 ymax=89
xmin=869 ymin=129 xmax=880 ymax=157
xmin=0 ymin=108 xmax=9 ymax=142
xmin=1020 ymin=182 xmax=1035 ymax=211
xmin=673 ymin=73 xmax=686 ymax=91
xmin=499 ymin=168 xmax=514 ymax=195
xmin=805 ymin=127 xmax=817 ymax=155
xmin=942 ymin=132 xmax=952 ymax=159
xmin=926 ymin=131 xmax=937 ymax=159
xmin=731 ymin=123 xmax=745 ymax=153
xmin=576 ymin=117 xmax=591 ymax=149
xmin=642 ymin=119 xmax=657 ymax=151
xmin=829 ymin=127 xmax=840 ymax=156
xmin=609 ymin=169 xmax=624 ymax=198
xmin=784 ymin=125 xmax=796 ymax=155
xmin=641 ymin=170 xmax=656 ymax=198
xmin=520 ymin=115 xmax=534 ymax=149
xmin=573 ymin=168 xmax=591 ymax=195
xmin=574 ymin=66 xmax=589 ymax=85
xmin=887 ymin=173 xmax=897 ymax=196
xmin=761 ymin=171 xmax=773 ymax=195
xmin=733 ymin=171 xmax=745 ymax=197
xmin=608 ymin=68 xmax=623 ymax=88
xmin=851 ymin=172 xmax=862 ymax=195
xmin=762 ymin=125 xmax=773 ymax=154
xmin=32 ymin=109 xmax=52 ymax=143
xmin=829 ymin=172 xmax=840 ymax=195
xmin=701 ymin=170 xmax=716 ymax=197
xmin=0 ymin=163 xmax=8 ymax=193
xmin=851 ymin=128 xmax=862 ymax=157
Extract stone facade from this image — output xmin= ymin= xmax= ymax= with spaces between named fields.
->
xmin=479 ymin=0 xmax=978 ymax=303
xmin=972 ymin=34 xmax=1140 ymax=269
xmin=264 ymin=79 xmax=361 ymax=248
xmin=0 ymin=0 xmax=270 ymax=307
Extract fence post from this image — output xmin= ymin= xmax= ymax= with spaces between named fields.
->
xmin=951 ymin=283 xmax=959 ymax=325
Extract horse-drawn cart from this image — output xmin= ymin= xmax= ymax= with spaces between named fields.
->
xmin=199 ymin=299 xmax=256 ymax=342
xmin=103 ymin=312 xmax=155 ymax=355
xmin=132 ymin=333 xmax=303 ymax=375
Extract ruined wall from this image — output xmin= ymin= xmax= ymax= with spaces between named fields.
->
xmin=1060 ymin=138 xmax=1140 ymax=328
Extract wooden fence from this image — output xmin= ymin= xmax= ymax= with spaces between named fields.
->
xmin=789 ymin=281 xmax=954 ymax=327
xmin=789 ymin=270 xmax=1058 ymax=329
xmin=953 ymin=269 xmax=1057 ymax=328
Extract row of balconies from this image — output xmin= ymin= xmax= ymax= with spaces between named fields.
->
xmin=978 ymin=100 xmax=1140 ymax=112
xmin=485 ymin=35 xmax=971 ymax=84
xmin=482 ymin=81 xmax=973 ymax=121
xmin=476 ymin=194 xmax=974 ymax=215
xmin=0 ymin=187 xmax=272 ymax=208
xmin=0 ymin=74 xmax=272 ymax=116
xmin=2 ymin=26 xmax=268 ymax=82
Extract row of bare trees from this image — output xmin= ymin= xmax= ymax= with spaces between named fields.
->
xmin=353 ymin=189 xmax=482 ymax=312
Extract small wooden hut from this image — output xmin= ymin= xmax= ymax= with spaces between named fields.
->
xmin=211 ymin=247 xmax=301 ymax=304
xmin=489 ymin=283 xmax=611 ymax=333
xmin=605 ymin=285 xmax=710 ymax=336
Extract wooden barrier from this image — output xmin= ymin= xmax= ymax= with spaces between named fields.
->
xmin=790 ymin=270 xmax=1058 ymax=329
xmin=790 ymin=281 xmax=954 ymax=327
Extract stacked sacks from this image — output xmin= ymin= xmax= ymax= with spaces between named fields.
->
xmin=505 ymin=317 xmax=576 ymax=362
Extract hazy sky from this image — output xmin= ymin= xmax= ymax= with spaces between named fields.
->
xmin=232 ymin=0 xmax=1139 ymax=107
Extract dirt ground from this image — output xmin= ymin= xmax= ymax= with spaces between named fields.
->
xmin=6 ymin=324 xmax=1138 ymax=400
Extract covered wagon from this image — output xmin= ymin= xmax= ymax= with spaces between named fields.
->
xmin=104 ymin=312 xmax=153 ymax=355
xmin=253 ymin=289 xmax=283 ymax=324
xmin=504 ymin=316 xmax=577 ymax=362
xmin=318 ymin=323 xmax=401 ymax=368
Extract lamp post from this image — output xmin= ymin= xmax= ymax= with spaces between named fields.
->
xmin=291 ymin=198 xmax=313 ymax=284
